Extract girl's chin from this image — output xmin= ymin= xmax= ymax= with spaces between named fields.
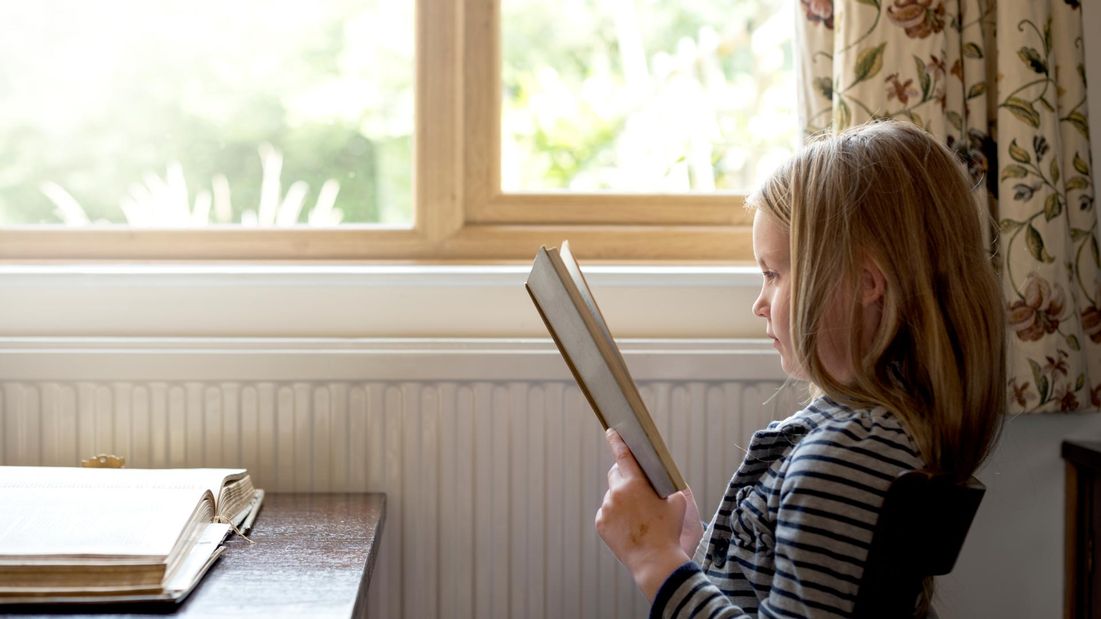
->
xmin=776 ymin=352 xmax=809 ymax=381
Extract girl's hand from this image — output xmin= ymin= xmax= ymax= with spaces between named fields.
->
xmin=595 ymin=429 xmax=692 ymax=601
xmin=679 ymin=486 xmax=705 ymax=558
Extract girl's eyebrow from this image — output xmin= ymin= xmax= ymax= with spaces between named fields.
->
xmin=755 ymin=252 xmax=778 ymax=268
xmin=756 ymin=248 xmax=789 ymax=269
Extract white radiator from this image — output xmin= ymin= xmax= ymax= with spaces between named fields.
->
xmin=0 ymin=338 xmax=793 ymax=618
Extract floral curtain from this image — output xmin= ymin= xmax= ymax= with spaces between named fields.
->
xmin=796 ymin=0 xmax=1099 ymax=413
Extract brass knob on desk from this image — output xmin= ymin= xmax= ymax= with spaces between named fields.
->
xmin=80 ymin=453 xmax=126 ymax=468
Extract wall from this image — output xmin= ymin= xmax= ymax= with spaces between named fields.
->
xmin=938 ymin=414 xmax=1101 ymax=617
xmin=0 ymin=265 xmax=764 ymax=339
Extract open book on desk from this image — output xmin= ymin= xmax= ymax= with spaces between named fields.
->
xmin=525 ymin=241 xmax=687 ymax=498
xmin=0 ymin=466 xmax=264 ymax=604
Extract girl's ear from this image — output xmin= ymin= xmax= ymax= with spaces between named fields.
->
xmin=861 ymin=258 xmax=886 ymax=306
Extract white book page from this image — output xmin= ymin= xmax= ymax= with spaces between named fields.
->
xmin=0 ymin=466 xmax=243 ymax=508
xmin=0 ymin=487 xmax=202 ymax=558
xmin=163 ymin=523 xmax=231 ymax=593
xmin=0 ymin=467 xmax=235 ymax=558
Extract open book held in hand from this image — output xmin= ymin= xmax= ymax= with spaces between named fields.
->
xmin=0 ymin=466 xmax=264 ymax=605
xmin=525 ymin=241 xmax=687 ymax=498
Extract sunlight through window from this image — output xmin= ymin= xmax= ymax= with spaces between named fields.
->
xmin=0 ymin=1 xmax=413 ymax=227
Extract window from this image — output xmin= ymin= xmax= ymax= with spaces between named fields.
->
xmin=0 ymin=0 xmax=794 ymax=261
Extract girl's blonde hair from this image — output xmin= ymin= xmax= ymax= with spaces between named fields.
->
xmin=750 ymin=120 xmax=1004 ymax=480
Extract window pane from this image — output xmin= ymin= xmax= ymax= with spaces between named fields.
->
xmin=501 ymin=0 xmax=796 ymax=193
xmin=0 ymin=1 xmax=413 ymax=226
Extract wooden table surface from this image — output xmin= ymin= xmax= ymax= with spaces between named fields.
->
xmin=1 ymin=493 xmax=386 ymax=619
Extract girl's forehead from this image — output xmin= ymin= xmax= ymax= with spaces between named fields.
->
xmin=752 ymin=208 xmax=787 ymax=231
xmin=752 ymin=211 xmax=790 ymax=263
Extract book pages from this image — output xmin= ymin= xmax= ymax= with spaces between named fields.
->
xmin=162 ymin=523 xmax=231 ymax=593
xmin=0 ymin=487 xmax=203 ymax=559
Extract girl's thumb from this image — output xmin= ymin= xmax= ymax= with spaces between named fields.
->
xmin=666 ymin=489 xmax=688 ymax=515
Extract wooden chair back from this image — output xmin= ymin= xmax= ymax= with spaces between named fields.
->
xmin=852 ymin=471 xmax=985 ymax=618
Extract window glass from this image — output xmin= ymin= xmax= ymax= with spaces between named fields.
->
xmin=501 ymin=0 xmax=797 ymax=193
xmin=0 ymin=1 xmax=413 ymax=226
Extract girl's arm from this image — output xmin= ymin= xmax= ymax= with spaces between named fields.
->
xmin=595 ymin=429 xmax=692 ymax=600
xmin=597 ymin=425 xmax=895 ymax=618
xmin=650 ymin=422 xmax=922 ymax=618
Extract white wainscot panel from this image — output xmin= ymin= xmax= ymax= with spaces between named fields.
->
xmin=0 ymin=338 xmax=793 ymax=619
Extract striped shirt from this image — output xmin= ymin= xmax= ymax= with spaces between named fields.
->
xmin=651 ymin=396 xmax=924 ymax=619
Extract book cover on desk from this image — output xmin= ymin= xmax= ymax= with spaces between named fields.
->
xmin=525 ymin=241 xmax=687 ymax=498
xmin=0 ymin=466 xmax=264 ymax=604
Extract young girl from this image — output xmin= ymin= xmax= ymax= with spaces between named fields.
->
xmin=595 ymin=120 xmax=1005 ymax=618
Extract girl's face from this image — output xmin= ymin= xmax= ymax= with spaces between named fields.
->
xmin=751 ymin=210 xmax=801 ymax=379
xmin=751 ymin=209 xmax=877 ymax=384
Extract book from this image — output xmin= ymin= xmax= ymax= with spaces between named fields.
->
xmin=0 ymin=466 xmax=264 ymax=604
xmin=525 ymin=241 xmax=687 ymax=498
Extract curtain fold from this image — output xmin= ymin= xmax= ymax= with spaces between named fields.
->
xmin=795 ymin=0 xmax=1099 ymax=413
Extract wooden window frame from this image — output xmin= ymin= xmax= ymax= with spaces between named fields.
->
xmin=0 ymin=0 xmax=754 ymax=262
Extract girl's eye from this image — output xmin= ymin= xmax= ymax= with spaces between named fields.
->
xmin=762 ymin=270 xmax=778 ymax=282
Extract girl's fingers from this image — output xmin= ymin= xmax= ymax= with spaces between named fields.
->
xmin=605 ymin=428 xmax=644 ymax=478
xmin=606 ymin=428 xmax=629 ymax=457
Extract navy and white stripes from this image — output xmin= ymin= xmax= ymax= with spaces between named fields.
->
xmin=651 ymin=396 xmax=924 ymax=618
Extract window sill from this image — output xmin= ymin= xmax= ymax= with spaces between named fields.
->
xmin=0 ymin=264 xmax=764 ymax=339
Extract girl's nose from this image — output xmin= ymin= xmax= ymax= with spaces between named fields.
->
xmin=752 ymin=293 xmax=768 ymax=318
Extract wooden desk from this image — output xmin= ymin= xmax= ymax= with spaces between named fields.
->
xmin=3 ymin=493 xmax=386 ymax=618
xmin=1064 ymin=440 xmax=1101 ymax=619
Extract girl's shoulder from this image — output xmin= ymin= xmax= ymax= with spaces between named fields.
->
xmin=777 ymin=396 xmax=924 ymax=468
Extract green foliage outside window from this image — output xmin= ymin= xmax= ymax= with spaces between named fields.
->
xmin=0 ymin=1 xmax=413 ymax=226
xmin=502 ymin=0 xmax=797 ymax=193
